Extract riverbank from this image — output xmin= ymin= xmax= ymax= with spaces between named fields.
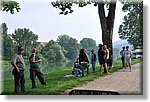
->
xmin=1 ymin=59 xmax=142 ymax=95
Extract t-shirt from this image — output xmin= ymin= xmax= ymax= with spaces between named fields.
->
xmin=104 ymin=49 xmax=109 ymax=60
xmin=98 ymin=48 xmax=105 ymax=60
xmin=11 ymin=54 xmax=26 ymax=70
xmin=29 ymin=54 xmax=40 ymax=68
xmin=124 ymin=50 xmax=132 ymax=58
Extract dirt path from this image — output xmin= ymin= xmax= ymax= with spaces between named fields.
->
xmin=65 ymin=62 xmax=143 ymax=95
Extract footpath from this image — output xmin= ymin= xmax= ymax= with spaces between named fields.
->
xmin=65 ymin=62 xmax=143 ymax=95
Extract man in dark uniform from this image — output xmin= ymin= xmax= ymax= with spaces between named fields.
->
xmin=29 ymin=48 xmax=46 ymax=89
xmin=11 ymin=46 xmax=26 ymax=95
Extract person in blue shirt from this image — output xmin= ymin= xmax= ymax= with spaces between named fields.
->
xmin=91 ymin=49 xmax=97 ymax=74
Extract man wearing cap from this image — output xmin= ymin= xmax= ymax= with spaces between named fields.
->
xmin=11 ymin=46 xmax=26 ymax=95
xmin=29 ymin=48 xmax=46 ymax=89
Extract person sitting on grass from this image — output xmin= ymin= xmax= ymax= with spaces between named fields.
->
xmin=72 ymin=56 xmax=83 ymax=77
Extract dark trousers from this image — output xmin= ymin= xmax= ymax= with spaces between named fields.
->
xmin=121 ymin=56 xmax=125 ymax=67
xmin=30 ymin=68 xmax=46 ymax=88
xmin=81 ymin=63 xmax=89 ymax=76
xmin=12 ymin=69 xmax=25 ymax=95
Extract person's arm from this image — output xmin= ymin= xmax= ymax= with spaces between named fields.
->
xmin=11 ymin=55 xmax=20 ymax=72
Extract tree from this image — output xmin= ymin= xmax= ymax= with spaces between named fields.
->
xmin=1 ymin=23 xmax=8 ymax=34
xmin=0 ymin=0 xmax=20 ymax=14
xmin=12 ymin=28 xmax=38 ymax=57
xmin=80 ymin=38 xmax=96 ymax=56
xmin=57 ymin=34 xmax=81 ymax=60
xmin=118 ymin=0 xmax=143 ymax=49
xmin=1 ymin=23 xmax=15 ymax=60
xmin=51 ymin=0 xmax=116 ymax=56
xmin=41 ymin=40 xmax=66 ymax=62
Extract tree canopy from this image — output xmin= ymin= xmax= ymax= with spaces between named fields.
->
xmin=118 ymin=0 xmax=143 ymax=48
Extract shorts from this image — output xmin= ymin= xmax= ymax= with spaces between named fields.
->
xmin=99 ymin=59 xmax=106 ymax=65
xmin=124 ymin=57 xmax=131 ymax=64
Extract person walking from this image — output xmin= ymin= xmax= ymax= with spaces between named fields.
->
xmin=120 ymin=46 xmax=126 ymax=67
xmin=124 ymin=46 xmax=132 ymax=72
xmin=91 ymin=49 xmax=97 ymax=74
xmin=29 ymin=48 xmax=46 ymax=89
xmin=79 ymin=48 xmax=89 ymax=77
xmin=11 ymin=46 xmax=26 ymax=95
xmin=98 ymin=44 xmax=110 ymax=75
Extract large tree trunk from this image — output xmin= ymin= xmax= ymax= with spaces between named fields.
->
xmin=98 ymin=0 xmax=116 ymax=57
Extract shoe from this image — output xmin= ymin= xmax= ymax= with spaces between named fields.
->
xmin=130 ymin=69 xmax=132 ymax=72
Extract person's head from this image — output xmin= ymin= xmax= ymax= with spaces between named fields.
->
xmin=122 ymin=46 xmax=125 ymax=50
xmin=99 ymin=44 xmax=103 ymax=49
xmin=80 ymin=48 xmax=85 ymax=54
xmin=17 ymin=46 xmax=24 ymax=55
xmin=126 ymin=46 xmax=129 ymax=50
xmin=32 ymin=48 xmax=37 ymax=54
xmin=103 ymin=45 xmax=107 ymax=50
xmin=91 ymin=49 xmax=94 ymax=54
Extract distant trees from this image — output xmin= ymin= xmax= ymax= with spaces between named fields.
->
xmin=118 ymin=1 xmax=143 ymax=48
xmin=80 ymin=38 xmax=97 ymax=56
xmin=41 ymin=40 xmax=66 ymax=63
xmin=57 ymin=34 xmax=81 ymax=60
xmin=12 ymin=28 xmax=38 ymax=57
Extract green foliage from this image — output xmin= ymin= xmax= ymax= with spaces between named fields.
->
xmin=57 ymin=34 xmax=81 ymax=60
xmin=1 ymin=23 xmax=8 ymax=34
xmin=118 ymin=1 xmax=143 ymax=48
xmin=41 ymin=40 xmax=66 ymax=62
xmin=12 ymin=28 xmax=38 ymax=57
xmin=2 ymin=34 xmax=15 ymax=60
xmin=51 ymin=0 xmax=99 ymax=15
xmin=80 ymin=38 xmax=96 ymax=56
xmin=1 ymin=0 xmax=21 ymax=14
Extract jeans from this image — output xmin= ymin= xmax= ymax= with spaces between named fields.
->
xmin=12 ymin=69 xmax=26 ymax=95
xmin=74 ymin=68 xmax=82 ymax=77
xmin=91 ymin=61 xmax=96 ymax=74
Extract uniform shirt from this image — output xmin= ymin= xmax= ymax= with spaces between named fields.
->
xmin=11 ymin=54 xmax=26 ymax=70
xmin=29 ymin=54 xmax=40 ymax=68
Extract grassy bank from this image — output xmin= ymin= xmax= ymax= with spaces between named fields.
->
xmin=1 ymin=59 xmax=142 ymax=95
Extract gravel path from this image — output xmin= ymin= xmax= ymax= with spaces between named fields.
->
xmin=65 ymin=62 xmax=143 ymax=95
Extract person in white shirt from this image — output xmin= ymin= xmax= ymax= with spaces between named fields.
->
xmin=124 ymin=46 xmax=132 ymax=72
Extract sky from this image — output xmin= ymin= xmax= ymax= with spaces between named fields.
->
xmin=1 ymin=0 xmax=126 ymax=45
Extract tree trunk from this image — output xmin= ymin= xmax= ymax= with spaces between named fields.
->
xmin=98 ymin=0 xmax=116 ymax=57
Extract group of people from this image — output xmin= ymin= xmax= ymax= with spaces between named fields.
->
xmin=72 ymin=44 xmax=112 ymax=77
xmin=120 ymin=46 xmax=132 ymax=72
xmin=11 ymin=46 xmax=46 ymax=95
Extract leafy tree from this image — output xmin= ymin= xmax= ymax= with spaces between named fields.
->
xmin=51 ymin=0 xmax=117 ymax=56
xmin=57 ymin=34 xmax=81 ymax=60
xmin=118 ymin=0 xmax=143 ymax=49
xmin=80 ymin=38 xmax=96 ymax=56
xmin=41 ymin=40 xmax=66 ymax=62
xmin=1 ymin=23 xmax=14 ymax=60
xmin=12 ymin=28 xmax=38 ymax=57
xmin=1 ymin=23 xmax=8 ymax=34
xmin=0 ymin=0 xmax=20 ymax=14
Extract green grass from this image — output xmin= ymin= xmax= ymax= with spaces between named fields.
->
xmin=1 ymin=58 xmax=142 ymax=95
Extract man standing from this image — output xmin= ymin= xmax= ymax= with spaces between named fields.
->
xmin=11 ymin=46 xmax=26 ymax=95
xmin=91 ymin=49 xmax=97 ymax=74
xmin=124 ymin=46 xmax=132 ymax=72
xmin=120 ymin=46 xmax=125 ymax=67
xmin=29 ymin=48 xmax=46 ymax=89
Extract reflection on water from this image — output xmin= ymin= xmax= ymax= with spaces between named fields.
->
xmin=3 ymin=61 xmax=74 ymax=79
